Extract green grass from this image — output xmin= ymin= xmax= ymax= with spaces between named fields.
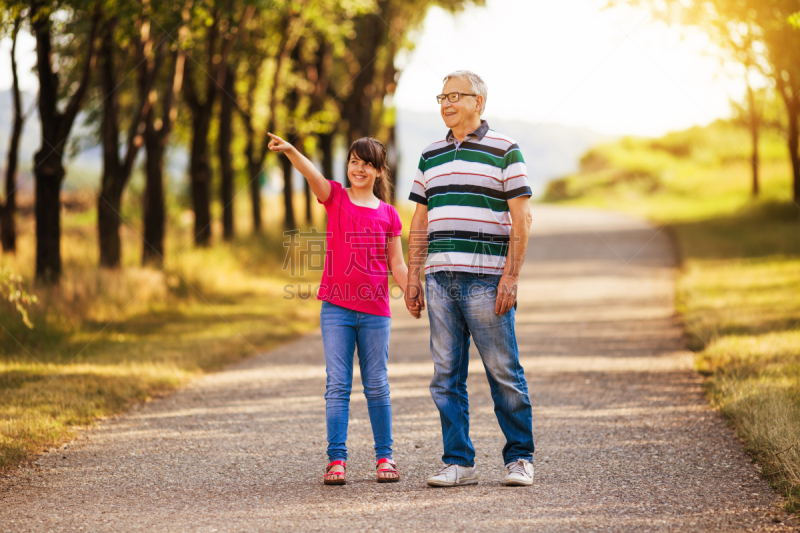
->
xmin=545 ymin=119 xmax=800 ymax=513
xmin=0 ymin=194 xmax=324 ymax=472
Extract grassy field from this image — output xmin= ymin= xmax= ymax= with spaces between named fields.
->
xmin=545 ymin=120 xmax=800 ymax=513
xmin=0 ymin=193 xmax=331 ymax=472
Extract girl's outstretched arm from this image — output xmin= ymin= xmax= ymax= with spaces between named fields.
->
xmin=268 ymin=132 xmax=332 ymax=203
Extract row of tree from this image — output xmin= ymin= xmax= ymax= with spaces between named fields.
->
xmin=0 ymin=0 xmax=482 ymax=283
xmin=614 ymin=0 xmax=800 ymax=199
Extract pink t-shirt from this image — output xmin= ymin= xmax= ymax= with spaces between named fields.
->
xmin=317 ymin=180 xmax=402 ymax=317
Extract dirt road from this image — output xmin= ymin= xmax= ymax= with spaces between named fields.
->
xmin=1 ymin=205 xmax=794 ymax=532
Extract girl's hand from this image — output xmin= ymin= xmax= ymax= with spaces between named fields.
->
xmin=267 ymin=132 xmax=294 ymax=153
xmin=267 ymin=132 xmax=332 ymax=202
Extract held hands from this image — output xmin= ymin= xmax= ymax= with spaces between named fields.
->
xmin=495 ymin=274 xmax=518 ymax=316
xmin=405 ymin=279 xmax=425 ymax=319
xmin=267 ymin=132 xmax=294 ymax=154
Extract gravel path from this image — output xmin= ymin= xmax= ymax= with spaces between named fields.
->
xmin=2 ymin=205 xmax=796 ymax=532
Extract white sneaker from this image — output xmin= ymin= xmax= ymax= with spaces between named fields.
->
xmin=426 ymin=464 xmax=479 ymax=487
xmin=504 ymin=459 xmax=534 ymax=486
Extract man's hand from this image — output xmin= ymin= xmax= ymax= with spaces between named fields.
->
xmin=405 ymin=278 xmax=425 ymax=319
xmin=494 ymin=274 xmax=518 ymax=316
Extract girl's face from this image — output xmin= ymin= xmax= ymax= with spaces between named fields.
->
xmin=347 ymin=153 xmax=380 ymax=192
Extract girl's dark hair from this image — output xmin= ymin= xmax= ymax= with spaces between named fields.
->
xmin=347 ymin=137 xmax=394 ymax=203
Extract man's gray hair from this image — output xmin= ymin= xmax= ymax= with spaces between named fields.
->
xmin=443 ymin=70 xmax=488 ymax=115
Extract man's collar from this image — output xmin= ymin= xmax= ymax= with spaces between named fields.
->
xmin=446 ymin=119 xmax=490 ymax=144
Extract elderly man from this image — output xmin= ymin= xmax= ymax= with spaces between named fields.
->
xmin=405 ymin=70 xmax=535 ymax=487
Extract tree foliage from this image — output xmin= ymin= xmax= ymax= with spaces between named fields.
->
xmin=0 ymin=0 xmax=482 ymax=280
xmin=610 ymin=0 xmax=800 ymax=201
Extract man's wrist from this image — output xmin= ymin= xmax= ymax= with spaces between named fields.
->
xmin=407 ymin=267 xmax=423 ymax=280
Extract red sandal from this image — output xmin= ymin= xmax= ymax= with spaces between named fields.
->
xmin=324 ymin=460 xmax=346 ymax=485
xmin=376 ymin=458 xmax=400 ymax=483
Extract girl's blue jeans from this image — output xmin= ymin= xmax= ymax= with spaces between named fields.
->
xmin=320 ymin=301 xmax=393 ymax=463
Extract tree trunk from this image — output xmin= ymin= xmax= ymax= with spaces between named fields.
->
xmin=281 ymin=62 xmax=302 ymax=230
xmin=1 ymin=17 xmax=23 ymax=253
xmin=33 ymin=154 xmax=64 ymax=283
xmin=239 ymin=16 xmax=298 ymax=234
xmin=319 ymin=132 xmax=335 ymax=182
xmin=219 ymin=64 xmax=235 ymax=241
xmin=31 ymin=1 xmax=100 ymax=282
xmin=189 ymin=111 xmax=213 ymax=246
xmin=776 ymin=77 xmax=800 ymax=203
xmin=0 ymin=208 xmax=13 ymax=253
xmin=387 ymin=123 xmax=398 ymax=204
xmin=341 ymin=11 xmax=386 ymax=186
xmin=97 ymin=16 xmax=155 ymax=268
xmin=182 ymin=19 xmax=219 ymax=248
xmin=1 ymin=105 xmax=20 ymax=248
xmin=305 ymin=179 xmax=312 ymax=223
xmin=788 ymin=100 xmax=800 ymax=202
xmin=751 ymin=130 xmax=759 ymax=197
xmin=245 ymin=138 xmax=263 ymax=234
xmin=744 ymin=84 xmax=759 ymax=198
xmin=142 ymin=114 xmax=166 ymax=266
xmin=142 ymin=44 xmax=183 ymax=267
xmin=282 ymin=136 xmax=296 ymax=229
xmin=182 ymin=6 xmax=254 ymax=246
xmin=296 ymin=133 xmax=309 ymax=224
xmin=98 ymin=19 xmax=123 ymax=268
xmin=32 ymin=88 xmax=66 ymax=280
xmin=237 ymin=18 xmax=266 ymax=236
xmin=97 ymin=191 xmax=123 ymax=267
xmin=0 ymin=202 xmax=13 ymax=253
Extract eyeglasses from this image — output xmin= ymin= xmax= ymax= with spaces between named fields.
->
xmin=436 ymin=92 xmax=478 ymax=104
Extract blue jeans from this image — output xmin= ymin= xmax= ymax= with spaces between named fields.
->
xmin=320 ymin=301 xmax=393 ymax=463
xmin=425 ymin=271 xmax=534 ymax=466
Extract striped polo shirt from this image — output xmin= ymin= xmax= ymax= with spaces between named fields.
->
xmin=409 ymin=120 xmax=532 ymax=275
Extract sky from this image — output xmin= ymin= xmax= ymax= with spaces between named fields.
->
xmin=393 ymin=0 xmax=750 ymax=136
xmin=0 ymin=0 xmax=750 ymax=138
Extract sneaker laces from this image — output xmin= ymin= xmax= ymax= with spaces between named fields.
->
xmin=506 ymin=460 xmax=530 ymax=476
xmin=438 ymin=464 xmax=460 ymax=482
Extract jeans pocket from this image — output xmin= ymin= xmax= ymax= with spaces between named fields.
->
xmin=425 ymin=272 xmax=447 ymax=299
xmin=466 ymin=276 xmax=499 ymax=302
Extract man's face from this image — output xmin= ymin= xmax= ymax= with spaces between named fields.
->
xmin=440 ymin=77 xmax=482 ymax=130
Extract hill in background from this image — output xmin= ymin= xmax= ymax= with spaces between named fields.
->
xmin=395 ymin=109 xmax=615 ymax=200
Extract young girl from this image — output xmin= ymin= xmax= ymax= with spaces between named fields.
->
xmin=267 ymin=133 xmax=414 ymax=485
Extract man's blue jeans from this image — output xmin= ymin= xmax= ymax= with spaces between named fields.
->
xmin=320 ymin=301 xmax=393 ymax=463
xmin=425 ymin=271 xmax=535 ymax=466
